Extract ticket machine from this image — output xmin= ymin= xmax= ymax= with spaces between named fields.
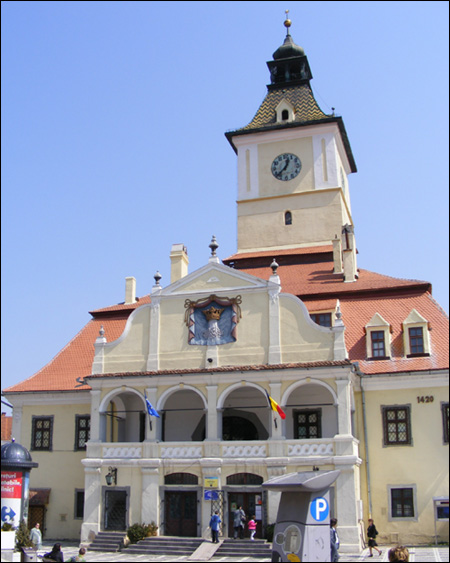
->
xmin=263 ymin=470 xmax=340 ymax=562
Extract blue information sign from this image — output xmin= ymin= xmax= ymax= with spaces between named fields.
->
xmin=204 ymin=490 xmax=219 ymax=501
xmin=310 ymin=497 xmax=329 ymax=522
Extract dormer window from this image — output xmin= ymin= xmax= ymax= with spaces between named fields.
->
xmin=285 ymin=211 xmax=292 ymax=225
xmin=365 ymin=313 xmax=391 ymax=360
xmin=402 ymin=309 xmax=430 ymax=357
xmin=275 ymin=99 xmax=295 ymax=123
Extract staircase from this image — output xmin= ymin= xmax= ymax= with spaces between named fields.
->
xmin=88 ymin=531 xmax=126 ymax=552
xmin=124 ymin=536 xmax=203 ymax=556
xmin=213 ymin=538 xmax=272 ymax=559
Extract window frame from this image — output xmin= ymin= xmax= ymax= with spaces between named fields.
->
xmin=310 ymin=312 xmax=333 ymax=328
xmin=293 ymin=409 xmax=322 ymax=440
xmin=74 ymin=489 xmax=85 ymax=520
xmin=74 ymin=415 xmax=91 ymax=451
xmin=388 ymin=485 xmax=418 ymax=521
xmin=442 ymin=402 xmax=449 ymax=445
xmin=382 ymin=405 xmax=412 ymax=446
xmin=31 ymin=415 xmax=54 ymax=451
xmin=370 ymin=330 xmax=386 ymax=358
xmin=408 ymin=326 xmax=425 ymax=355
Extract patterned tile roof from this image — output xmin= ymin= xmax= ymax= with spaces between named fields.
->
xmin=238 ymin=84 xmax=330 ymax=131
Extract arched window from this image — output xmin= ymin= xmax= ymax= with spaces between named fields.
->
xmin=164 ymin=473 xmax=198 ymax=485
xmin=281 ymin=109 xmax=289 ymax=120
xmin=227 ymin=473 xmax=264 ymax=485
xmin=285 ymin=211 xmax=292 ymax=225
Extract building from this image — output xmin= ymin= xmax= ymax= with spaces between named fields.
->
xmin=3 ymin=17 xmax=448 ymax=549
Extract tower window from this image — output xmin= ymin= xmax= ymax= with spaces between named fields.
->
xmin=281 ymin=109 xmax=289 ymax=120
xmin=285 ymin=211 xmax=292 ymax=225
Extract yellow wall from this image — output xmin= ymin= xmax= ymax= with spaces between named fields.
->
xmin=364 ymin=385 xmax=449 ymax=544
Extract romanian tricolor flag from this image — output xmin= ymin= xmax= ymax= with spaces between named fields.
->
xmin=265 ymin=390 xmax=286 ymax=419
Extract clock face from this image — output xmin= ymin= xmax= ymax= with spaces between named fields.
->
xmin=271 ymin=153 xmax=302 ymax=181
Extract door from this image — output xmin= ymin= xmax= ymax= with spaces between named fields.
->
xmin=104 ymin=490 xmax=127 ymax=531
xmin=28 ymin=506 xmax=45 ymax=536
xmin=228 ymin=492 xmax=263 ymax=539
xmin=165 ymin=491 xmax=197 ymax=537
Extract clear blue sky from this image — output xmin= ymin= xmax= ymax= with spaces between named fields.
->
xmin=2 ymin=1 xmax=449 ymax=406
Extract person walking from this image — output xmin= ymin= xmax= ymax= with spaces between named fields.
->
xmin=248 ymin=515 xmax=257 ymax=540
xmin=209 ymin=511 xmax=221 ymax=544
xmin=30 ymin=522 xmax=42 ymax=550
xmin=367 ymin=518 xmax=382 ymax=557
xmin=233 ymin=506 xmax=246 ymax=539
xmin=330 ymin=518 xmax=340 ymax=562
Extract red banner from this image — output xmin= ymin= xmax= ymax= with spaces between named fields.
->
xmin=1 ymin=471 xmax=23 ymax=499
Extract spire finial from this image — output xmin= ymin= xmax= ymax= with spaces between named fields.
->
xmin=209 ymin=235 xmax=218 ymax=257
xmin=284 ymin=9 xmax=292 ymax=34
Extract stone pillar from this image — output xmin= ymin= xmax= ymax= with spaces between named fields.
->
xmin=335 ymin=377 xmax=352 ymax=437
xmin=334 ymin=462 xmax=362 ymax=552
xmin=145 ymin=387 xmax=158 ymax=442
xmin=268 ymin=383 xmax=283 ymax=442
xmin=141 ymin=467 xmax=160 ymax=529
xmin=89 ymin=390 xmax=102 ymax=442
xmin=268 ymin=285 xmax=282 ymax=365
xmin=147 ymin=286 xmax=161 ymax=371
xmin=80 ymin=465 xmax=102 ymax=544
xmin=206 ymin=385 xmax=218 ymax=440
xmin=266 ymin=465 xmax=286 ymax=525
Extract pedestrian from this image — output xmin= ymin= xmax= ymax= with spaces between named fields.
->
xmin=209 ymin=511 xmax=221 ymax=544
xmin=29 ymin=522 xmax=42 ymax=550
xmin=67 ymin=547 xmax=87 ymax=562
xmin=43 ymin=543 xmax=64 ymax=562
xmin=330 ymin=518 xmax=340 ymax=562
xmin=367 ymin=518 xmax=382 ymax=557
xmin=233 ymin=505 xmax=246 ymax=539
xmin=388 ymin=546 xmax=410 ymax=562
xmin=248 ymin=515 xmax=257 ymax=540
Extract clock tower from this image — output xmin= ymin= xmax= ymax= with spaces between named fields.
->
xmin=226 ymin=15 xmax=357 ymax=258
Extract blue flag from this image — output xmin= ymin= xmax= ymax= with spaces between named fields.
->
xmin=145 ymin=393 xmax=160 ymax=418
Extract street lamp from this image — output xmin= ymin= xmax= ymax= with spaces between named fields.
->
xmin=105 ymin=467 xmax=117 ymax=486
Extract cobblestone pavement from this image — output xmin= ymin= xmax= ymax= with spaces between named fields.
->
xmin=3 ymin=542 xmax=448 ymax=562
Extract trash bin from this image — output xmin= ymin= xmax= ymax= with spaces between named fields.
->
xmin=22 ymin=547 xmax=38 ymax=562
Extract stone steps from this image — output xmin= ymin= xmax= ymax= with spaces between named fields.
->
xmin=125 ymin=536 xmax=203 ymax=556
xmin=88 ymin=531 xmax=126 ymax=552
xmin=214 ymin=538 xmax=272 ymax=558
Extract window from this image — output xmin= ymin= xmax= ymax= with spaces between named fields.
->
xmin=409 ymin=327 xmax=424 ymax=355
xmin=282 ymin=109 xmax=289 ymax=120
xmin=74 ymin=490 xmax=84 ymax=519
xmin=391 ymin=487 xmax=415 ymax=518
xmin=164 ymin=473 xmax=198 ymax=485
xmin=371 ymin=331 xmax=386 ymax=358
xmin=382 ymin=406 xmax=411 ymax=446
xmin=284 ymin=211 xmax=292 ymax=225
xmin=31 ymin=416 xmax=53 ymax=451
xmin=294 ymin=409 xmax=322 ymax=439
xmin=443 ymin=403 xmax=449 ymax=444
xmin=75 ymin=415 xmax=90 ymax=450
xmin=310 ymin=313 xmax=332 ymax=327
xmin=227 ymin=473 xmax=263 ymax=485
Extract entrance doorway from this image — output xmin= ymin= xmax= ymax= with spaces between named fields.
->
xmin=228 ymin=492 xmax=263 ymax=539
xmin=165 ymin=491 xmax=197 ymax=537
xmin=104 ymin=490 xmax=127 ymax=531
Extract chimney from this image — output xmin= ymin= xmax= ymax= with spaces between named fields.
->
xmin=170 ymin=244 xmax=189 ymax=283
xmin=341 ymin=224 xmax=358 ymax=282
xmin=332 ymin=235 xmax=343 ymax=274
xmin=125 ymin=276 xmax=137 ymax=304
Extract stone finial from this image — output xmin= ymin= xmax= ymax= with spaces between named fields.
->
xmin=209 ymin=235 xmax=219 ymax=257
xmin=270 ymin=259 xmax=279 ymax=275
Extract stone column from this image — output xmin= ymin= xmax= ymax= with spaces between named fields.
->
xmin=334 ymin=462 xmax=362 ymax=552
xmin=205 ymin=385 xmax=218 ymax=441
xmin=335 ymin=376 xmax=352 ymax=437
xmin=141 ymin=467 xmax=160 ymax=528
xmin=145 ymin=387 xmax=158 ymax=442
xmin=89 ymin=390 xmax=102 ymax=442
xmin=80 ymin=465 xmax=102 ymax=544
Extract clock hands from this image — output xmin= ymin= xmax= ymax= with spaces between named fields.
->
xmin=276 ymin=157 xmax=290 ymax=178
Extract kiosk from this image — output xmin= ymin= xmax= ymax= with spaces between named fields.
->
xmin=263 ymin=470 xmax=340 ymax=562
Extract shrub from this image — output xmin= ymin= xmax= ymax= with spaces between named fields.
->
xmin=126 ymin=522 xmax=158 ymax=544
xmin=15 ymin=520 xmax=33 ymax=550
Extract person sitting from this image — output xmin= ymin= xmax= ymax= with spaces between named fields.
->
xmin=43 ymin=543 xmax=64 ymax=562
xmin=388 ymin=545 xmax=410 ymax=562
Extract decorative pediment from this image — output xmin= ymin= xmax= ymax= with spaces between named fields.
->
xmin=275 ymin=98 xmax=296 ymax=123
xmin=403 ymin=309 xmax=428 ymax=325
xmin=365 ymin=313 xmax=390 ymax=329
xmin=162 ymin=262 xmax=274 ymax=296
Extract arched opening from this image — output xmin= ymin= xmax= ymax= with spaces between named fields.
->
xmin=226 ymin=473 xmax=265 ymax=539
xmin=220 ymin=386 xmax=269 ymax=441
xmin=165 ymin=473 xmax=198 ymax=485
xmin=161 ymin=389 xmax=206 ymax=442
xmin=101 ymin=390 xmax=146 ymax=443
xmin=281 ymin=109 xmax=289 ymax=120
xmin=284 ymin=383 xmax=338 ymax=439
xmin=285 ymin=211 xmax=292 ymax=225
